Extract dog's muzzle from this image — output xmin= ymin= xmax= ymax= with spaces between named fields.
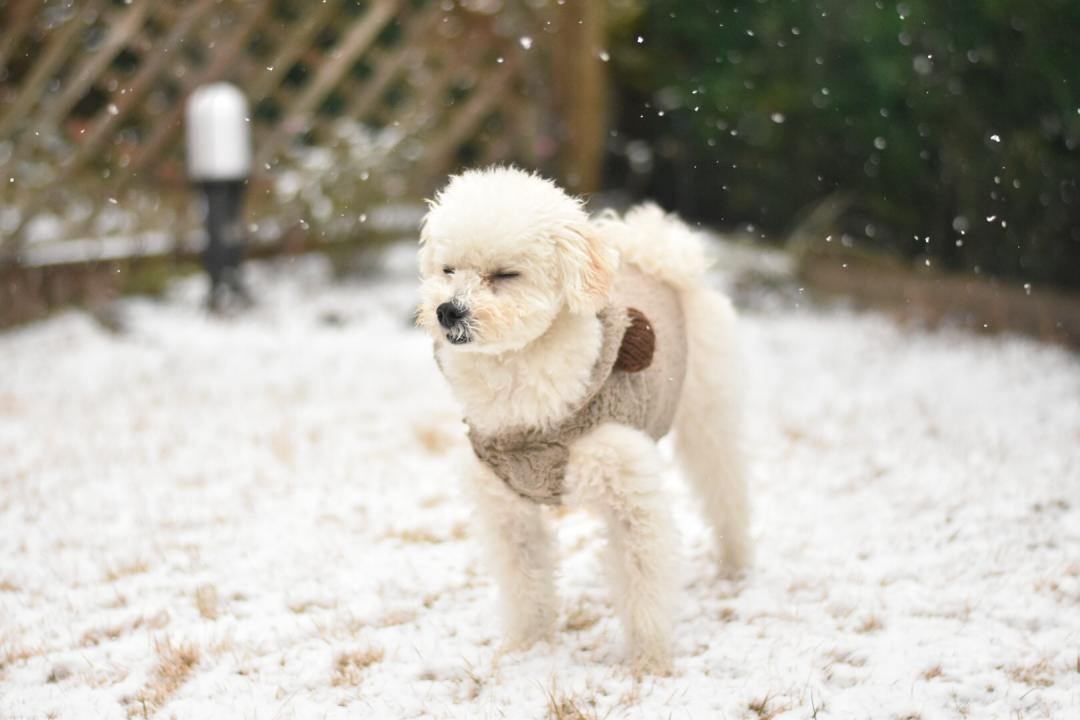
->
xmin=436 ymin=301 xmax=471 ymax=344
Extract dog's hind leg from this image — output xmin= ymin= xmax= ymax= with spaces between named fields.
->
xmin=567 ymin=422 xmax=680 ymax=674
xmin=468 ymin=460 xmax=557 ymax=650
xmin=673 ymin=287 xmax=753 ymax=574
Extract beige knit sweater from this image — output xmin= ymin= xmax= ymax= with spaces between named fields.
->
xmin=467 ymin=269 xmax=688 ymax=504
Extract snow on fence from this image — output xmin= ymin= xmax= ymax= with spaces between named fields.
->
xmin=0 ymin=1 xmax=599 ymax=254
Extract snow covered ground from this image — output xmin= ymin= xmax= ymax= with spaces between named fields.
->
xmin=1 ymin=244 xmax=1078 ymax=719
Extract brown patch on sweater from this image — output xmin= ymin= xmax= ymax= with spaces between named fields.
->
xmin=615 ymin=307 xmax=655 ymax=372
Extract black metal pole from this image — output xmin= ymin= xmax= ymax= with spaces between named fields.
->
xmin=200 ymin=179 xmax=249 ymax=310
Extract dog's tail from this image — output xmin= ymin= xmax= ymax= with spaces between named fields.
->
xmin=671 ymin=284 xmax=753 ymax=574
xmin=598 ymin=204 xmax=753 ymax=572
xmin=593 ymin=203 xmax=708 ymax=291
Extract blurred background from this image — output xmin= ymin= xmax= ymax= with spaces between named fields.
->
xmin=1 ymin=0 xmax=1077 ymax=342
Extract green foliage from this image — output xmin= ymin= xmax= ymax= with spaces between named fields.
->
xmin=609 ymin=0 xmax=1080 ymax=288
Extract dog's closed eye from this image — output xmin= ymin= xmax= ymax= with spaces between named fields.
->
xmin=443 ymin=266 xmax=455 ymax=276
xmin=491 ymin=271 xmax=520 ymax=281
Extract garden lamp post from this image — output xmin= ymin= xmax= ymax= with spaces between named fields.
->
xmin=185 ymin=82 xmax=252 ymax=310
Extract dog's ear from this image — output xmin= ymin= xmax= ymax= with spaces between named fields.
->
xmin=556 ymin=224 xmax=617 ymax=315
xmin=417 ymin=204 xmax=438 ymax=276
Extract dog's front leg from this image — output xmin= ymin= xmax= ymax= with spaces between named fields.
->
xmin=467 ymin=459 xmax=557 ymax=651
xmin=566 ymin=423 xmax=680 ymax=675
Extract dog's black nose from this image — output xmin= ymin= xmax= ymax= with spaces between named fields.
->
xmin=436 ymin=302 xmax=467 ymax=329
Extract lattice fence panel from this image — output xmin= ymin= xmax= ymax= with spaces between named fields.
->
xmin=0 ymin=0 xmax=547 ymax=259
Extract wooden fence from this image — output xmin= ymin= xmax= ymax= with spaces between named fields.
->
xmin=0 ymin=0 xmax=606 ymax=262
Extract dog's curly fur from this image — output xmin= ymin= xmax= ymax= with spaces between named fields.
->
xmin=418 ymin=166 xmax=751 ymax=673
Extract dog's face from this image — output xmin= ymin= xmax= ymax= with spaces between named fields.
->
xmin=418 ymin=167 xmax=615 ymax=355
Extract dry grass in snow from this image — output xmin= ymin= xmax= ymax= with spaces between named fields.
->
xmin=127 ymin=640 xmax=200 ymax=718
xmin=331 ymin=645 xmax=385 ymax=687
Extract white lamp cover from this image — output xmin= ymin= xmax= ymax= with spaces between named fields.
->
xmin=185 ymin=82 xmax=252 ymax=181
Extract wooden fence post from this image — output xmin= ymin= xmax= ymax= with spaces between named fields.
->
xmin=553 ymin=0 xmax=607 ymax=194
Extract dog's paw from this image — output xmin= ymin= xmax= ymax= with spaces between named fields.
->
xmin=499 ymin=611 xmax=556 ymax=655
xmin=630 ymin=643 xmax=674 ymax=677
xmin=720 ymin=536 xmax=754 ymax=577
xmin=719 ymin=559 xmax=750 ymax=580
xmin=627 ymin=624 xmax=674 ymax=676
xmin=498 ymin=629 xmax=552 ymax=655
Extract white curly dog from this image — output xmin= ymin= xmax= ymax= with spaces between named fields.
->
xmin=418 ymin=166 xmax=751 ymax=673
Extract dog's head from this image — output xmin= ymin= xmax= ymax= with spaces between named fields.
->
xmin=417 ymin=166 xmax=616 ymax=354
